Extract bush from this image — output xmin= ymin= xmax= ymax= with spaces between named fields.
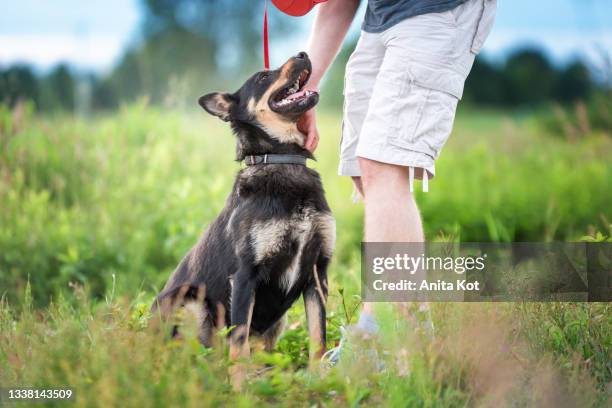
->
xmin=540 ymin=92 xmax=612 ymax=140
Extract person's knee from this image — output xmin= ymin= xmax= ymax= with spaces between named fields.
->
xmin=358 ymin=158 xmax=407 ymax=192
xmin=358 ymin=158 xmax=383 ymax=185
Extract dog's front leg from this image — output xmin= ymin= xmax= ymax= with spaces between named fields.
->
xmin=228 ymin=270 xmax=256 ymax=390
xmin=303 ymin=256 xmax=329 ymax=365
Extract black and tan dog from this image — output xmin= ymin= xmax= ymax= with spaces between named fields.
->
xmin=152 ymin=52 xmax=335 ymax=387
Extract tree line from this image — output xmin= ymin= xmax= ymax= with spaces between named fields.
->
xmin=464 ymin=49 xmax=594 ymax=106
xmin=0 ymin=46 xmax=599 ymax=113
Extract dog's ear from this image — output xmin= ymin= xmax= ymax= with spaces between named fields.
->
xmin=198 ymin=92 xmax=234 ymax=122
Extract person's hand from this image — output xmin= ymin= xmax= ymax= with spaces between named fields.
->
xmin=298 ymin=108 xmax=320 ymax=152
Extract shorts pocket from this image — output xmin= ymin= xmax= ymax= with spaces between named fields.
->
xmin=389 ymin=84 xmax=458 ymax=159
xmin=471 ymin=0 xmax=497 ymax=54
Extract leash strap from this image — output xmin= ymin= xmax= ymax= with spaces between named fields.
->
xmin=244 ymin=154 xmax=308 ymax=166
xmin=263 ymin=0 xmax=270 ymax=70
xmin=409 ymin=166 xmax=430 ymax=193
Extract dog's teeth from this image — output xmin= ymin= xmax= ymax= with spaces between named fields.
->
xmin=287 ymin=79 xmax=300 ymax=94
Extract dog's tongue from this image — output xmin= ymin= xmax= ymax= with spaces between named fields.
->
xmin=286 ymin=90 xmax=307 ymax=100
xmin=286 ymin=89 xmax=319 ymax=101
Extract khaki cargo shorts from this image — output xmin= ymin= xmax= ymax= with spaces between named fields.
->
xmin=339 ymin=0 xmax=496 ymax=189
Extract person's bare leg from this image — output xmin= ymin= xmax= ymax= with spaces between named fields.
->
xmin=358 ymin=159 xmax=423 ymax=242
xmin=320 ymin=161 xmax=426 ymax=363
xmin=356 ymin=158 xmax=424 ymax=326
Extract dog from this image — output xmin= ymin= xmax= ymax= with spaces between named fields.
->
xmin=152 ymin=52 xmax=335 ymax=387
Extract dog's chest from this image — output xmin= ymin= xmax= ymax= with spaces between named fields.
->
xmin=248 ymin=209 xmax=330 ymax=293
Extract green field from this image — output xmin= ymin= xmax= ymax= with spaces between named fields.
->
xmin=0 ymin=103 xmax=610 ymax=406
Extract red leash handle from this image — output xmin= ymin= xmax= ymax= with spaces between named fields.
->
xmin=263 ymin=0 xmax=270 ymax=70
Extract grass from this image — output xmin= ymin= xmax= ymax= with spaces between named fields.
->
xmin=0 ymin=102 xmax=610 ymax=406
xmin=1 ymin=292 xmax=609 ymax=406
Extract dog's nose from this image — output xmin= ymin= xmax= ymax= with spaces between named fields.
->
xmin=296 ymin=52 xmax=308 ymax=60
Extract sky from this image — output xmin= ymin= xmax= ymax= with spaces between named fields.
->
xmin=1 ymin=0 xmax=611 ymax=74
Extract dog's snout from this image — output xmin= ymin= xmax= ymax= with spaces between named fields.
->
xmin=295 ymin=52 xmax=308 ymax=60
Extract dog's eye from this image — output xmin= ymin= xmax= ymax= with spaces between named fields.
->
xmin=257 ymin=72 xmax=270 ymax=83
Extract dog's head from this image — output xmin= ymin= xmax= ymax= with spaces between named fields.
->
xmin=198 ymin=52 xmax=319 ymax=149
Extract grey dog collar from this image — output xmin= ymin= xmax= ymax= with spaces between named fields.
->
xmin=244 ymin=154 xmax=308 ymax=166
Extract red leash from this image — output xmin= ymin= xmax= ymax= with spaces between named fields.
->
xmin=264 ymin=0 xmax=327 ymax=68
xmin=263 ymin=0 xmax=270 ymax=70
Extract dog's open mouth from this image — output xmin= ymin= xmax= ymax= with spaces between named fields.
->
xmin=270 ymin=69 xmax=319 ymax=113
